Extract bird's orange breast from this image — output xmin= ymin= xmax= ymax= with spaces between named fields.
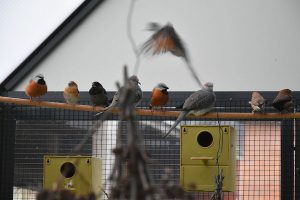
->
xmin=155 ymin=37 xmax=175 ymax=52
xmin=150 ymin=88 xmax=169 ymax=107
xmin=25 ymin=80 xmax=47 ymax=97
xmin=64 ymin=86 xmax=79 ymax=97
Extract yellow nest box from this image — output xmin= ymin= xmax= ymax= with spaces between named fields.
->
xmin=180 ymin=125 xmax=236 ymax=192
xmin=43 ymin=156 xmax=102 ymax=196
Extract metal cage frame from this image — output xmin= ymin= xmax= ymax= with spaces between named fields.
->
xmin=0 ymin=91 xmax=300 ymax=200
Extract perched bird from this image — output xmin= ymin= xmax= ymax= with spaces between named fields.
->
xmin=89 ymin=81 xmax=109 ymax=107
xmin=25 ymin=74 xmax=47 ymax=101
xmin=272 ymin=89 xmax=293 ymax=113
xmin=96 ymin=75 xmax=142 ymax=115
xmin=63 ymin=81 xmax=80 ymax=104
xmin=142 ymin=22 xmax=202 ymax=87
xmin=249 ymin=91 xmax=265 ymax=113
xmin=149 ymin=83 xmax=169 ymax=111
xmin=164 ymin=82 xmax=216 ymax=138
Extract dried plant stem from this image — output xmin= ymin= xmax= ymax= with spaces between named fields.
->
xmin=126 ymin=0 xmax=141 ymax=75
xmin=109 ymin=66 xmax=157 ymax=200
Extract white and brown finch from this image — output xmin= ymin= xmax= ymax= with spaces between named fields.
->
xmin=249 ymin=91 xmax=265 ymax=113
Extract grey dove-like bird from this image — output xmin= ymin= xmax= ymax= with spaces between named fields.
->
xmin=96 ymin=75 xmax=142 ymax=115
xmin=249 ymin=91 xmax=265 ymax=113
xmin=89 ymin=81 xmax=109 ymax=107
xmin=272 ymin=89 xmax=293 ymax=113
xmin=163 ymin=82 xmax=216 ymax=138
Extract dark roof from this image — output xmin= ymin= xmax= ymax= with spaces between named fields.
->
xmin=0 ymin=0 xmax=105 ymax=95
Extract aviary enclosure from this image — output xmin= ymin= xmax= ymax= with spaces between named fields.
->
xmin=1 ymin=0 xmax=299 ymax=199
xmin=1 ymin=89 xmax=300 ymax=200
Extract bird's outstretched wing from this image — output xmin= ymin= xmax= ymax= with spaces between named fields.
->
xmin=142 ymin=23 xmax=187 ymax=59
xmin=141 ymin=22 xmax=203 ymax=87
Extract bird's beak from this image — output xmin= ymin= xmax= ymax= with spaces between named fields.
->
xmin=138 ymin=81 xmax=141 ymax=85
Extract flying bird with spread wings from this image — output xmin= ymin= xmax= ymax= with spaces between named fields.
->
xmin=141 ymin=22 xmax=203 ymax=87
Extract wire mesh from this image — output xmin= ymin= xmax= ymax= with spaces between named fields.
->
xmin=0 ymin=92 xmax=296 ymax=199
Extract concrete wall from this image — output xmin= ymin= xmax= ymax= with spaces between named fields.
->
xmin=15 ymin=0 xmax=300 ymax=91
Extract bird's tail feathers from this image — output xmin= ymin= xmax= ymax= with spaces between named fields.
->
xmin=95 ymin=106 xmax=110 ymax=117
xmin=184 ymin=58 xmax=203 ymax=88
xmin=175 ymin=102 xmax=184 ymax=110
xmin=163 ymin=111 xmax=188 ymax=138
xmin=95 ymin=112 xmax=104 ymax=116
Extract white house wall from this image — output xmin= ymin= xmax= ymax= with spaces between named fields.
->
xmin=14 ymin=0 xmax=300 ymax=92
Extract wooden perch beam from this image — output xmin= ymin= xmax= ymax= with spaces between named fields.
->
xmin=0 ymin=96 xmax=300 ymax=119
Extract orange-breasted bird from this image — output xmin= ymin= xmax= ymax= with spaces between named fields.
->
xmin=272 ymin=89 xmax=293 ymax=113
xmin=25 ymin=74 xmax=47 ymax=101
xmin=64 ymin=81 xmax=80 ymax=104
xmin=149 ymin=83 xmax=169 ymax=111
xmin=142 ymin=22 xmax=202 ymax=87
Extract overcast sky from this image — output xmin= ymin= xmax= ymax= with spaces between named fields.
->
xmin=0 ymin=0 xmax=84 ymax=83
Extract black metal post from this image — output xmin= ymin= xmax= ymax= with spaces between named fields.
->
xmin=0 ymin=106 xmax=16 ymax=200
xmin=295 ymin=119 xmax=300 ymax=200
xmin=281 ymin=119 xmax=294 ymax=200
